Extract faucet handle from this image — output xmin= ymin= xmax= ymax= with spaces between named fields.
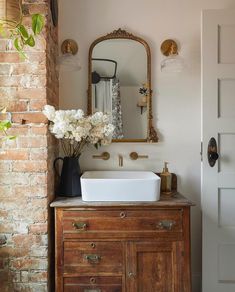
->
xmin=130 ymin=152 xmax=148 ymax=160
xmin=92 ymin=152 xmax=110 ymax=160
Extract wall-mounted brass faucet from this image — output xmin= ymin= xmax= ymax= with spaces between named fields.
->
xmin=129 ymin=152 xmax=148 ymax=160
xmin=92 ymin=152 xmax=110 ymax=160
xmin=118 ymin=154 xmax=123 ymax=167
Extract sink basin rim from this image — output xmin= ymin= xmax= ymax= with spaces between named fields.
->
xmin=81 ymin=171 xmax=161 ymax=202
xmin=81 ymin=170 xmax=159 ymax=180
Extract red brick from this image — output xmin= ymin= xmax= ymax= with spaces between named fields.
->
xmin=30 ymin=125 xmax=48 ymax=135
xmin=12 ymin=160 xmax=47 ymax=172
xmin=0 ymin=209 xmax=8 ymax=219
xmin=11 ymin=112 xmax=47 ymax=124
xmin=0 ymin=246 xmax=29 ymax=257
xmin=30 ymin=173 xmax=47 ymax=185
xmin=17 ymin=136 xmax=47 ymax=148
xmin=0 ymin=161 xmax=11 ymax=172
xmin=29 ymin=223 xmax=47 ymax=235
xmin=0 ymin=172 xmax=30 ymax=185
xmin=0 ymin=99 xmax=28 ymax=112
xmin=30 ymin=149 xmax=47 ymax=160
xmin=30 ymin=271 xmax=47 ymax=282
xmin=12 ymin=234 xmax=45 ymax=248
xmin=0 ymin=53 xmax=20 ymax=63
xmin=13 ymin=185 xmax=47 ymax=198
xmin=0 ymin=87 xmax=17 ymax=99
xmin=17 ymin=88 xmax=46 ymax=100
xmin=0 ymin=149 xmax=29 ymax=160
xmin=29 ymin=99 xmax=47 ymax=111
xmin=0 ymin=76 xmax=21 ymax=87
xmin=7 ymin=126 xmax=30 ymax=136
xmin=11 ymin=258 xmax=47 ymax=270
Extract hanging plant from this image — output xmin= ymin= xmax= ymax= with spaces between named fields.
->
xmin=0 ymin=1 xmax=45 ymax=58
xmin=0 ymin=108 xmax=16 ymax=142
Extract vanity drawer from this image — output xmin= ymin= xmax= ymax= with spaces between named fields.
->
xmin=63 ymin=241 xmax=124 ymax=274
xmin=63 ymin=276 xmax=122 ymax=292
xmin=62 ymin=209 xmax=183 ymax=239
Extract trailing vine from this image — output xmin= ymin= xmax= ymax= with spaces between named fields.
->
xmin=0 ymin=2 xmax=44 ymax=58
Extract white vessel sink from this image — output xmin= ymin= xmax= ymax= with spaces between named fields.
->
xmin=81 ymin=171 xmax=161 ymax=202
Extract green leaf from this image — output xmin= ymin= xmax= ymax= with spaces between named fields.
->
xmin=18 ymin=24 xmax=29 ymax=39
xmin=32 ymin=14 xmax=44 ymax=35
xmin=13 ymin=38 xmax=27 ymax=59
xmin=0 ymin=23 xmax=7 ymax=38
xmin=2 ymin=135 xmax=16 ymax=141
xmin=18 ymin=50 xmax=27 ymax=60
xmin=25 ymin=35 xmax=35 ymax=47
xmin=14 ymin=38 xmax=22 ymax=51
xmin=0 ymin=120 xmax=12 ymax=131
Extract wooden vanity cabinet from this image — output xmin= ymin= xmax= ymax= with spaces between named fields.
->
xmin=51 ymin=195 xmax=193 ymax=292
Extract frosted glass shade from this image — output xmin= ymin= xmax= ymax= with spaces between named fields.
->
xmin=58 ymin=53 xmax=81 ymax=72
xmin=161 ymin=54 xmax=185 ymax=73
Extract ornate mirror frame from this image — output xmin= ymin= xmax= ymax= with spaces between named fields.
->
xmin=87 ymin=28 xmax=158 ymax=143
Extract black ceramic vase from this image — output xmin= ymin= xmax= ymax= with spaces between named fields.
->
xmin=54 ymin=156 xmax=81 ymax=197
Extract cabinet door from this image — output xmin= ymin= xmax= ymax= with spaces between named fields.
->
xmin=127 ymin=242 xmax=184 ymax=292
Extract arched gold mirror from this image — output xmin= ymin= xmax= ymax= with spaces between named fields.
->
xmin=87 ymin=29 xmax=158 ymax=142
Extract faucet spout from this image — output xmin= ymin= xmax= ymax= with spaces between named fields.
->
xmin=118 ymin=154 xmax=123 ymax=167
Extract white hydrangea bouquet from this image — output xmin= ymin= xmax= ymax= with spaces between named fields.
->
xmin=43 ymin=105 xmax=115 ymax=157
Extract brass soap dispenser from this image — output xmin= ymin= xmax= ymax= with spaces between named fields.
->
xmin=160 ymin=162 xmax=172 ymax=194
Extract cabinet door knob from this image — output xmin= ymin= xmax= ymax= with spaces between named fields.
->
xmin=85 ymin=254 xmax=101 ymax=264
xmin=72 ymin=222 xmax=87 ymax=231
xmin=157 ymin=220 xmax=176 ymax=230
xmin=128 ymin=272 xmax=136 ymax=278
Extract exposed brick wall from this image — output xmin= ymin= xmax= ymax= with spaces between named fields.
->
xmin=0 ymin=1 xmax=58 ymax=291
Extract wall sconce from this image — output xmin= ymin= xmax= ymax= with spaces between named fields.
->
xmin=58 ymin=39 xmax=81 ymax=71
xmin=160 ymin=39 xmax=184 ymax=73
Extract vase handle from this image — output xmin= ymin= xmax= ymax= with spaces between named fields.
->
xmin=54 ymin=157 xmax=64 ymax=177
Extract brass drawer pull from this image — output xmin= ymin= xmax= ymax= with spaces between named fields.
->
xmin=120 ymin=211 xmax=126 ymax=218
xmin=90 ymin=242 xmax=96 ymax=249
xmin=85 ymin=254 xmax=101 ymax=263
xmin=157 ymin=220 xmax=176 ymax=230
xmin=72 ymin=222 xmax=87 ymax=231
xmin=90 ymin=277 xmax=96 ymax=284
xmin=84 ymin=289 xmax=101 ymax=292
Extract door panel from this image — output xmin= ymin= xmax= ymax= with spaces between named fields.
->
xmin=127 ymin=242 xmax=183 ymax=292
xmin=202 ymin=9 xmax=235 ymax=292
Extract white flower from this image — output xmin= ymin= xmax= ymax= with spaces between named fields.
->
xmin=90 ymin=112 xmax=104 ymax=126
xmin=43 ymin=105 xmax=56 ymax=121
xmin=104 ymin=124 xmax=115 ymax=137
xmin=74 ymin=109 xmax=84 ymax=119
xmin=44 ymin=105 xmax=115 ymax=155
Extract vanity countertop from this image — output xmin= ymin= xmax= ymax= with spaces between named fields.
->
xmin=50 ymin=193 xmax=194 ymax=208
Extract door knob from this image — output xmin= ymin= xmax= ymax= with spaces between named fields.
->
xmin=207 ymin=137 xmax=219 ymax=167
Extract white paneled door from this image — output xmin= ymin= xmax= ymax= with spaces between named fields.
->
xmin=202 ymin=10 xmax=235 ymax=292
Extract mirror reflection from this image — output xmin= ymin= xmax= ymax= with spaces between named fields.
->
xmin=91 ymin=39 xmax=148 ymax=140
xmin=88 ymin=29 xmax=158 ymax=143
